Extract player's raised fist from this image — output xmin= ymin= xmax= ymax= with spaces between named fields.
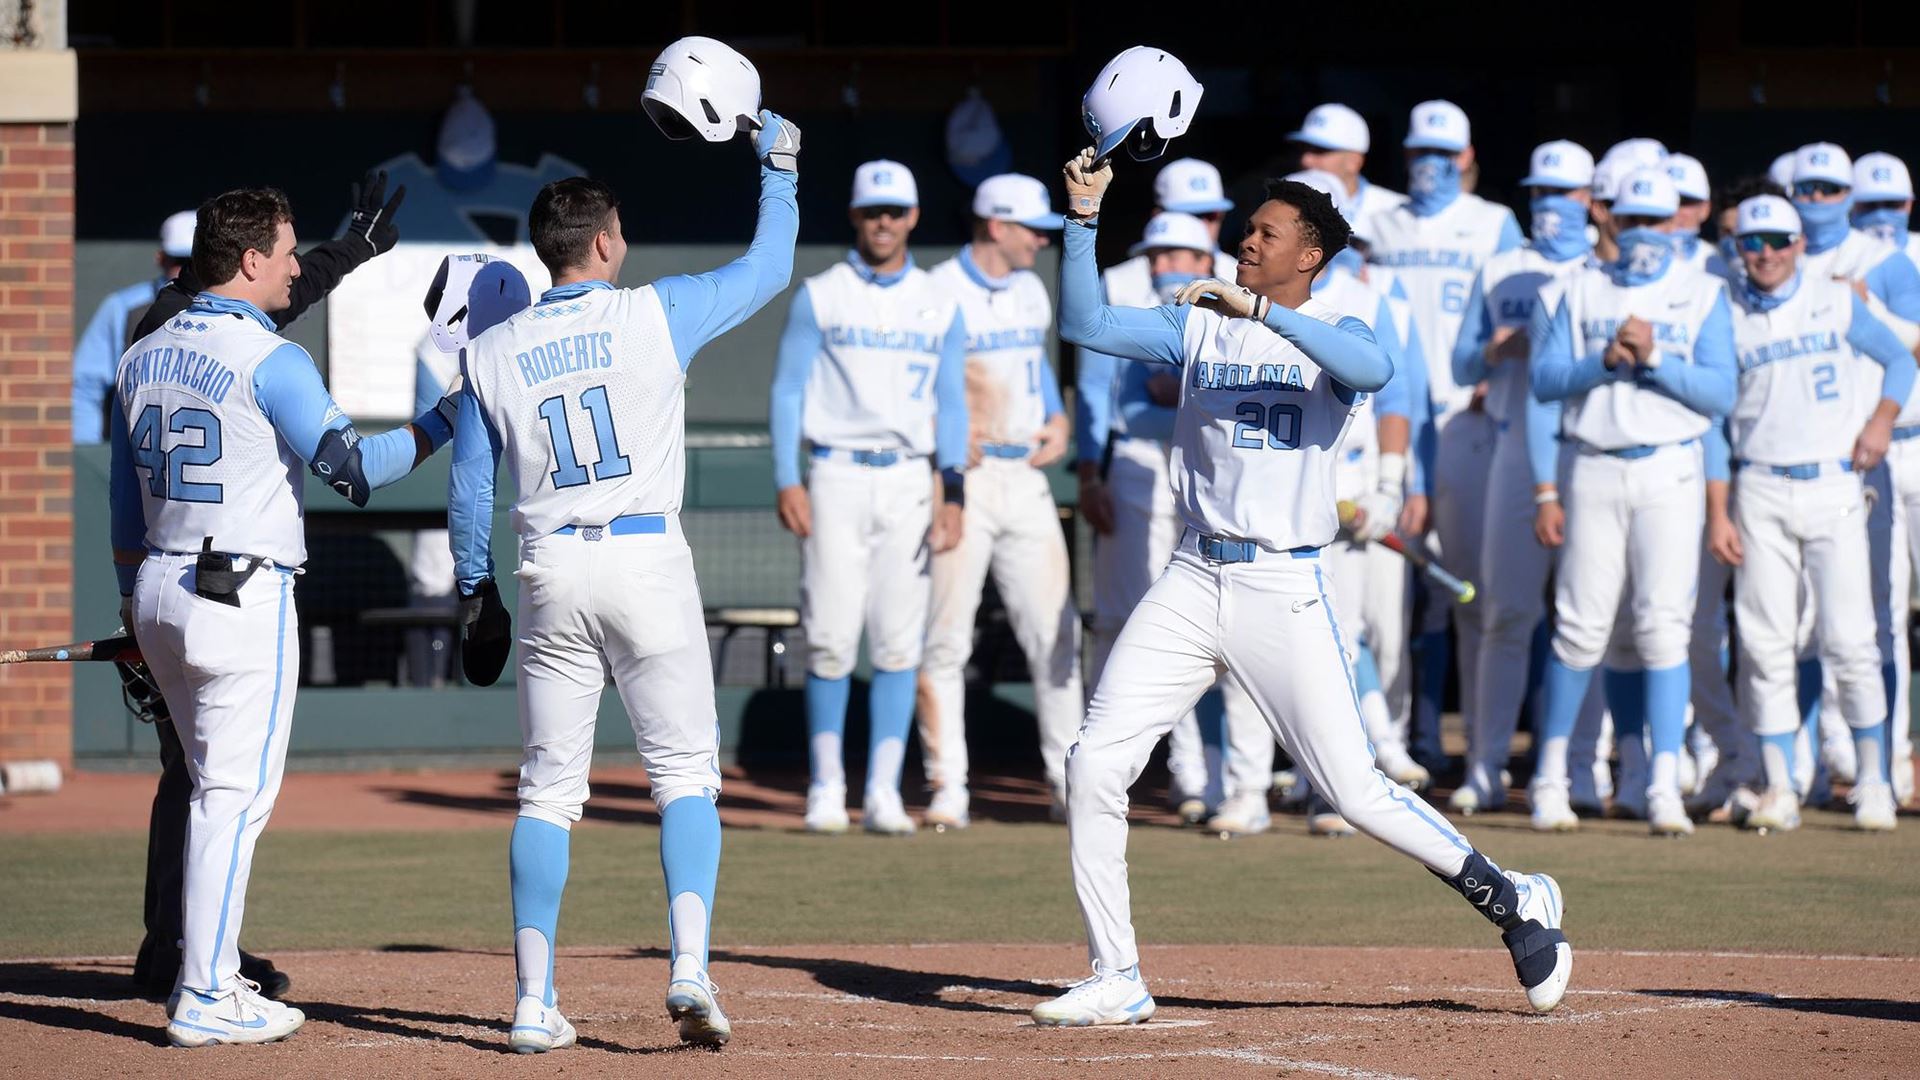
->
xmin=1172 ymin=278 xmax=1271 ymax=321
xmin=755 ymin=110 xmax=801 ymax=173
xmin=1063 ymin=147 xmax=1112 ymax=219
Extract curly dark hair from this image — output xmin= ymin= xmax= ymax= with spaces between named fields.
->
xmin=192 ymin=188 xmax=292 ymax=287
xmin=1261 ymin=178 xmax=1352 ymax=272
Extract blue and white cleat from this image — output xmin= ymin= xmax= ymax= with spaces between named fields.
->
xmin=1031 ymin=964 xmax=1157 ymax=1027
xmin=1504 ymin=871 xmax=1572 ymax=1013
xmin=666 ymin=955 xmax=732 ymax=1048
xmin=508 ymin=994 xmax=577 ymax=1054
xmin=165 ymin=978 xmax=305 ymax=1047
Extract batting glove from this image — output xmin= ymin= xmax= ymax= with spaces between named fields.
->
xmin=346 ymin=169 xmax=405 ymax=257
xmin=755 ymin=110 xmax=802 ymax=174
xmin=1063 ymin=147 xmax=1112 ymax=219
xmin=1172 ymin=277 xmax=1270 ymax=321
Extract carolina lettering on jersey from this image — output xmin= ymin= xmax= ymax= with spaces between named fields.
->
xmin=515 ymin=331 xmax=616 ymax=387
xmin=1189 ymin=362 xmax=1307 ymax=392
xmin=1579 ymin=318 xmax=1694 ymax=347
xmin=824 ymin=324 xmax=943 ymax=353
xmin=1738 ymin=330 xmax=1844 ymax=372
xmin=116 ymin=344 xmax=238 ymax=404
xmin=1371 ymin=249 xmax=1483 ymax=272
xmin=966 ymin=327 xmax=1048 ymax=352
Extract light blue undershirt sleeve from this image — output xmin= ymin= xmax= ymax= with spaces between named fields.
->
xmin=1259 ymin=308 xmax=1392 ymax=395
xmin=1863 ymin=249 xmax=1920 ymax=323
xmin=1450 ymin=272 xmax=1493 ymax=388
xmin=1526 ymin=392 xmax=1563 ymax=488
xmin=1642 ymin=291 xmax=1737 ymax=416
xmin=1702 ymin=419 xmax=1732 ymax=483
xmin=1038 ymin=356 xmax=1065 ymax=419
xmin=1847 ymin=292 xmax=1919 ymax=406
xmin=1495 ymin=212 xmax=1525 ymax=254
xmin=1075 ymin=347 xmax=1117 ymax=464
xmin=652 ymin=166 xmax=800 ymax=369
xmin=1395 ymin=315 xmax=1434 ymax=495
xmin=1058 ymin=219 xmax=1191 ymax=365
xmin=412 ymin=354 xmax=448 ymax=418
xmin=932 ymin=309 xmax=969 ymax=472
xmin=1530 ymin=296 xmax=1616 ymax=401
xmin=253 ymin=342 xmax=423 ymax=489
xmin=106 ymin=390 xmax=145 ymax=594
xmin=768 ymin=284 xmax=819 ymax=490
xmin=448 ymin=353 xmax=503 ymax=594
xmin=73 ymin=286 xmax=142 ymax=444
xmin=1371 ymin=295 xmax=1411 ymax=420
xmin=1114 ymin=362 xmax=1177 ymax=442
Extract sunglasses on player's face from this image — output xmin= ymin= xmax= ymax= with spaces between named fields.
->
xmin=857 ymin=206 xmax=911 ymax=221
xmin=1738 ymin=233 xmax=1796 ymax=252
xmin=1793 ymin=180 xmax=1846 ymax=199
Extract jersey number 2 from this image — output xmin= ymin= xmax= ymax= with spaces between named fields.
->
xmin=538 ymin=385 xmax=632 ymax=489
xmin=1231 ymin=401 xmax=1303 ymax=450
xmin=1812 ymin=362 xmax=1840 ymax=402
xmin=130 ymin=404 xmax=223 ymax=503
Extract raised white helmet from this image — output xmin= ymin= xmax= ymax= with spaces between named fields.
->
xmin=424 ymin=254 xmax=532 ymax=354
xmin=643 ymin=36 xmax=762 ymax=143
xmin=1081 ymin=46 xmax=1203 ymax=163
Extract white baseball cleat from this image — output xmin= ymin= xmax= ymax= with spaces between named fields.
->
xmin=1449 ymin=772 xmax=1504 ymax=815
xmin=166 ymin=978 xmax=305 ymax=1047
xmin=1851 ymin=782 xmax=1898 ymax=832
xmin=508 ymin=994 xmax=577 ymax=1054
xmin=1528 ymin=780 xmax=1580 ymax=832
xmin=862 ymin=787 xmax=917 ymax=836
xmin=925 ymin=785 xmax=970 ymax=830
xmin=1647 ymin=789 xmax=1694 ymax=837
xmin=1376 ymin=744 xmax=1430 ymax=790
xmin=1894 ymin=755 xmax=1915 ymax=807
xmin=665 ymin=955 xmax=732 ymax=1048
xmin=804 ymin=781 xmax=849 ymax=834
xmin=1032 ymin=964 xmax=1157 ymax=1027
xmin=1821 ymin=733 xmax=1859 ymax=787
xmin=1504 ymin=871 xmax=1573 ymax=1013
xmin=1205 ymin=791 xmax=1272 ymax=837
xmin=1170 ymin=794 xmax=1209 ymax=826
xmin=1743 ymin=787 xmax=1801 ymax=832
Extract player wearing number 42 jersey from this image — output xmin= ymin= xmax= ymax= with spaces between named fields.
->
xmin=1028 ymin=150 xmax=1569 ymax=1028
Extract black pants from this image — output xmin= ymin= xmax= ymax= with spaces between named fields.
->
xmin=132 ymin=717 xmax=191 ymax=985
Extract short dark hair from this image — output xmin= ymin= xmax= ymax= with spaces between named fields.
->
xmin=1716 ymin=175 xmax=1785 ymax=216
xmin=531 ymin=177 xmax=620 ymax=274
xmin=192 ymin=188 xmax=292 ymax=287
xmin=1261 ymin=178 xmax=1352 ymax=272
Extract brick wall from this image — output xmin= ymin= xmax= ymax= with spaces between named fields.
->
xmin=0 ymin=121 xmax=75 ymax=770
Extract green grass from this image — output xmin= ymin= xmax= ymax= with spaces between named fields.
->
xmin=5 ymin=812 xmax=1918 ymax=959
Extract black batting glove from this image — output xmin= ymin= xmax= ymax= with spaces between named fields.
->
xmin=346 ymin=169 xmax=406 ymax=257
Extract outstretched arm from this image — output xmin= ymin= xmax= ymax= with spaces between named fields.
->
xmin=1258 ymin=307 xmax=1392 ymax=393
xmin=254 ymin=343 xmax=455 ymax=505
xmin=1057 ymin=219 xmax=1191 ymax=365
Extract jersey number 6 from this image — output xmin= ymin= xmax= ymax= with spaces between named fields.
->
xmin=1231 ymin=401 xmax=1303 ymax=451
xmin=538 ymin=384 xmax=633 ymax=489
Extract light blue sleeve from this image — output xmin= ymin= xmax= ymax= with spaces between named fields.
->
xmin=412 ymin=353 xmax=449 ymax=418
xmin=933 ymin=309 xmax=969 ymax=472
xmin=1702 ymin=418 xmax=1732 ymax=483
xmin=1058 ymin=219 xmax=1192 ymax=365
xmin=1371 ymin=296 xmax=1411 ymax=420
xmin=1495 ymin=211 xmax=1525 ymax=254
xmin=253 ymin=343 xmax=430 ymax=489
xmin=448 ymin=356 xmax=503 ymax=594
xmin=1450 ymin=272 xmax=1493 ymax=388
xmin=653 ymin=166 xmax=800 ymax=368
xmin=1863 ymin=249 xmax=1920 ymax=323
xmin=1075 ymin=347 xmax=1117 ymax=464
xmin=72 ymin=287 xmax=138 ymax=444
xmin=768 ymin=284 xmax=819 ymax=490
xmin=106 ymin=390 xmax=145 ymax=594
xmin=1530 ymin=295 xmax=1616 ymax=401
xmin=1397 ymin=318 xmax=1434 ymax=495
xmin=1643 ymin=291 xmax=1737 ymax=416
xmin=1114 ymin=362 xmax=1177 ymax=443
xmin=1038 ymin=357 xmax=1065 ymax=419
xmin=1848 ymin=292 xmax=1919 ymax=406
xmin=1260 ymin=308 xmax=1392 ymax=395
xmin=1526 ymin=392 xmax=1563 ymax=488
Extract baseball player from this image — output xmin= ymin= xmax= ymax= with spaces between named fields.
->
xmin=1366 ymin=100 xmax=1524 ymax=770
xmin=769 ymin=160 xmax=969 ymax=835
xmin=1031 ymin=153 xmax=1570 ymax=1027
xmin=1077 ymin=207 xmax=1232 ymax=824
xmin=1666 ymin=154 xmax=1714 ymax=273
xmin=1286 ymin=103 xmax=1407 ymax=245
xmin=1853 ymin=152 xmax=1920 ymax=263
xmin=1527 ymin=166 xmax=1737 ymax=837
xmin=450 ymin=99 xmax=802 ymax=1051
xmin=109 ymin=188 xmax=463 ymax=1045
xmin=1448 ymin=140 xmax=1599 ymax=814
xmin=1706 ymin=194 xmax=1913 ymax=832
xmin=73 ymin=211 xmax=195 ymax=444
xmin=919 ymin=174 xmax=1083 ymax=819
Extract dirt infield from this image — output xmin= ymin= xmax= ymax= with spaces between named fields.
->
xmin=3 ymin=943 xmax=1915 ymax=1078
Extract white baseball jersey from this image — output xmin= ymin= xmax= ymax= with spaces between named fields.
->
xmin=1172 ymin=300 xmax=1365 ymax=550
xmin=466 ymin=284 xmax=682 ymax=538
xmin=1314 ymin=271 xmax=1395 ymax=469
xmin=797 ymin=260 xmax=960 ymax=456
xmin=928 ymin=250 xmax=1055 ymax=445
xmin=1471 ymin=249 xmax=1593 ymax=424
xmin=1730 ymin=275 xmax=1885 ymax=465
xmin=117 ymin=309 xmax=308 ymax=565
xmin=1367 ymin=195 xmax=1519 ymax=417
xmin=1349 ymin=179 xmax=1408 ymax=245
xmin=1551 ymin=266 xmax=1730 ymax=450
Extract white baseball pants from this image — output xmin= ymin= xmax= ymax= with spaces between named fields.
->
xmin=1468 ymin=419 xmax=1554 ymax=793
xmin=801 ymin=457 xmax=934 ymax=679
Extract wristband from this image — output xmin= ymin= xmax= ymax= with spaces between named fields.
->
xmin=1533 ymin=489 xmax=1560 ymax=505
xmin=1376 ymin=452 xmax=1408 ymax=493
xmin=941 ymin=467 xmax=965 ymax=507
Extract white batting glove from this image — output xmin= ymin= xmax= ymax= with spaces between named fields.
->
xmin=1355 ymin=452 xmax=1408 ymax=541
xmin=1172 ymin=278 xmax=1271 ymax=321
xmin=754 ymin=109 xmax=802 ymax=173
xmin=1063 ymin=147 xmax=1112 ymax=219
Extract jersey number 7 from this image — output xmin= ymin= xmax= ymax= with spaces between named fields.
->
xmin=538 ymin=384 xmax=632 ymax=489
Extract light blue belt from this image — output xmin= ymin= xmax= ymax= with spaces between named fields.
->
xmin=813 ymin=446 xmax=909 ymax=467
xmin=1601 ymin=436 xmax=1696 ymax=460
xmin=1894 ymin=424 xmax=1920 ymax=442
xmin=555 ymin=512 xmax=666 ymax=540
xmin=1193 ymin=533 xmax=1321 ymax=564
xmin=979 ymin=442 xmax=1032 ymax=460
xmin=1736 ymin=459 xmax=1854 ymax=480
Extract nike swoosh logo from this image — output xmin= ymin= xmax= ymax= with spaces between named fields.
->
xmin=1668 ymin=300 xmax=1688 ymax=309
xmin=1291 ymin=599 xmax=1320 ymax=613
xmin=1812 ymin=306 xmax=1832 ymax=317
xmin=233 ymin=1014 xmax=272 ymax=1029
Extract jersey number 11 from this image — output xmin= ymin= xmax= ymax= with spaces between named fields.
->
xmin=538 ymin=384 xmax=632 ymax=489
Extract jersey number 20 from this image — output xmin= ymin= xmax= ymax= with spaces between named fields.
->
xmin=1232 ymin=401 xmax=1303 ymax=450
xmin=130 ymin=404 xmax=223 ymax=504
xmin=538 ymin=384 xmax=632 ymax=489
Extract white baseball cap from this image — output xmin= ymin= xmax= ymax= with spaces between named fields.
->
xmin=1153 ymin=157 xmax=1232 ymax=214
xmin=1611 ymin=166 xmax=1680 ymax=218
xmin=1128 ymin=211 xmax=1214 ymax=256
xmin=972 ymin=173 xmax=1064 ymax=230
xmin=850 ymin=159 xmax=918 ymax=209
xmin=1591 ymin=158 xmax=1620 ymax=202
xmin=1283 ymin=168 xmax=1350 ymax=216
xmin=1404 ymin=100 xmax=1469 ymax=152
xmin=1521 ymin=140 xmax=1595 ymax=189
xmin=1792 ymin=142 xmax=1853 ymax=188
xmin=1288 ymin=103 xmax=1370 ymax=154
xmin=160 ymin=210 xmax=196 ymax=258
xmin=1601 ymin=138 xmax=1668 ymax=173
xmin=1768 ymin=151 xmax=1797 ymax=190
xmin=1853 ymin=152 xmax=1913 ymax=202
xmin=1735 ymin=194 xmax=1801 ymax=237
xmin=1665 ymin=153 xmax=1710 ymax=202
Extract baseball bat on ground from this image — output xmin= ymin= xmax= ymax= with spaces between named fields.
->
xmin=1336 ymin=501 xmax=1477 ymax=604
xmin=0 ymin=635 xmax=143 ymax=665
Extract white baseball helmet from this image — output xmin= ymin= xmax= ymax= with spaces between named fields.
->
xmin=425 ymin=254 xmax=532 ymax=353
xmin=1081 ymin=46 xmax=1204 ymax=163
xmin=643 ymin=36 xmax=762 ymax=143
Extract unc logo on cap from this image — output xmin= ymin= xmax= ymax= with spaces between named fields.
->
xmin=1810 ymin=150 xmax=1830 ymax=166
xmin=873 ymin=168 xmax=893 ymax=185
xmin=1308 ymin=114 xmax=1328 ymax=128
xmin=1751 ymin=201 xmax=1770 ymax=219
xmin=1874 ymin=167 xmax=1893 ymax=182
xmin=1632 ymin=179 xmax=1652 ymax=196
xmin=1542 ymin=152 xmax=1560 ymax=167
xmin=1426 ymin=113 xmax=1446 ymax=127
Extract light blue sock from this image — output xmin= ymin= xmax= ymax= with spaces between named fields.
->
xmin=659 ymin=793 xmax=721 ymax=970
xmin=1760 ymin=731 xmax=1797 ymax=790
xmin=1536 ymin=655 xmax=1595 ymax=782
xmin=1354 ymin=642 xmax=1384 ymax=698
xmin=806 ymin=673 xmax=852 ymax=788
xmin=866 ymin=667 xmax=916 ymax=794
xmin=1645 ymin=663 xmax=1689 ymax=793
xmin=510 ymin=815 xmax=570 ymax=1007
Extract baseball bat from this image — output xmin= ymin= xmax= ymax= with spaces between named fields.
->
xmin=0 ymin=635 xmax=143 ymax=665
xmin=1336 ymin=501 xmax=1477 ymax=604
